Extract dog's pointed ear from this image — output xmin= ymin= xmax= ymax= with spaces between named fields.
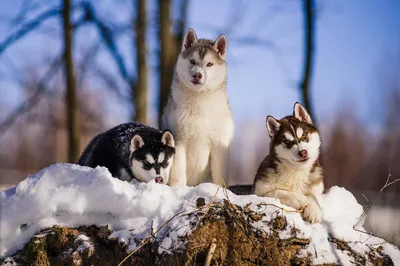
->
xmin=266 ymin=116 xmax=281 ymax=138
xmin=161 ymin=130 xmax=175 ymax=147
xmin=182 ymin=28 xmax=198 ymax=52
xmin=213 ymin=34 xmax=227 ymax=59
xmin=293 ymin=102 xmax=313 ymax=124
xmin=130 ymin=134 xmax=144 ymax=153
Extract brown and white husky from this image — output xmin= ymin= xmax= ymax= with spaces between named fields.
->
xmin=253 ymin=102 xmax=324 ymax=223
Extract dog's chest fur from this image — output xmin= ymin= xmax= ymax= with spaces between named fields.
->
xmin=165 ymin=81 xmax=234 ymax=144
xmin=255 ymin=156 xmax=323 ymax=195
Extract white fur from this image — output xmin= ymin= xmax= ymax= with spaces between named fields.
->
xmin=254 ymin=161 xmax=324 ymax=223
xmin=296 ymin=127 xmax=303 ymax=138
xmin=131 ymin=160 xmax=156 ymax=183
xmin=130 ymin=156 xmax=174 ymax=185
xmin=146 ymin=154 xmax=155 ymax=164
xmin=130 ymin=135 xmax=145 ymax=153
xmin=161 ymin=131 xmax=175 ymax=147
xmin=275 ymin=132 xmax=321 ymax=167
xmin=284 ymin=132 xmax=294 ymax=141
xmin=159 ymin=158 xmax=173 ymax=184
xmin=266 ymin=116 xmax=281 ymax=138
xmin=158 ymin=152 xmax=165 ymax=163
xmin=162 ymin=30 xmax=233 ymax=187
xmin=175 ymin=52 xmax=227 ymax=94
xmin=294 ymin=102 xmax=313 ymax=124
xmin=255 ymin=102 xmax=324 ymax=223
xmin=163 ymin=84 xmax=234 ymax=186
xmin=303 ymin=181 xmax=324 ymax=223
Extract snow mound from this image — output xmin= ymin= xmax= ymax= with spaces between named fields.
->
xmin=1 ymin=163 xmax=400 ymax=265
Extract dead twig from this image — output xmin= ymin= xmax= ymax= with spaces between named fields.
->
xmin=257 ymin=203 xmax=304 ymax=214
xmin=205 ymin=238 xmax=217 ymax=266
xmin=198 ymin=179 xmax=224 ymax=223
xmin=118 ymin=209 xmax=193 ymax=266
xmin=353 ymin=172 xmax=400 ymax=235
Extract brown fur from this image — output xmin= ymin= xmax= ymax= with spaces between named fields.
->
xmin=254 ymin=114 xmax=322 ymax=184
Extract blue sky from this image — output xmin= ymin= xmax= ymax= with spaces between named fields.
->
xmin=0 ymin=0 xmax=399 ymax=131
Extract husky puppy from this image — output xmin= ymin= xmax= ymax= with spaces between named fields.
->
xmin=77 ymin=122 xmax=175 ymax=184
xmin=162 ymin=28 xmax=234 ymax=186
xmin=253 ymin=102 xmax=324 ymax=223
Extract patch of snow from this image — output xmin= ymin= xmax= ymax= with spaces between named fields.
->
xmin=1 ymin=163 xmax=399 ymax=265
xmin=158 ymin=237 xmax=173 ymax=254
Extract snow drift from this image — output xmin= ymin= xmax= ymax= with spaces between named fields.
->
xmin=1 ymin=163 xmax=399 ymax=265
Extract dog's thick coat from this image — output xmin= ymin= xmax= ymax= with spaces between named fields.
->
xmin=162 ymin=28 xmax=234 ymax=186
xmin=78 ymin=122 xmax=175 ymax=184
xmin=253 ymin=102 xmax=324 ymax=223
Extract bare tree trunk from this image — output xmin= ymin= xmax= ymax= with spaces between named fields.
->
xmin=62 ymin=0 xmax=80 ymax=163
xmin=300 ymin=0 xmax=316 ymax=123
xmin=133 ymin=0 xmax=148 ymax=124
xmin=157 ymin=0 xmax=187 ymax=127
xmin=157 ymin=0 xmax=174 ymax=127
xmin=176 ymin=0 xmax=189 ymax=46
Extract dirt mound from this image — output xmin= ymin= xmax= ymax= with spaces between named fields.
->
xmin=1 ymin=197 xmax=394 ymax=266
xmin=2 ymin=225 xmax=135 ymax=266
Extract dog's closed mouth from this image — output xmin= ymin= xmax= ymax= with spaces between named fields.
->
xmin=297 ymin=158 xmax=309 ymax=163
xmin=155 ymin=176 xmax=164 ymax=184
xmin=191 ymin=80 xmax=201 ymax=85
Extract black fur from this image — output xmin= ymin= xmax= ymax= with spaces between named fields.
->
xmin=77 ymin=122 xmax=175 ymax=182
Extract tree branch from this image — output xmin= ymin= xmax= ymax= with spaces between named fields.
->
xmin=81 ymin=2 xmax=132 ymax=86
xmin=0 ymin=53 xmax=64 ymax=136
xmin=299 ymin=0 xmax=316 ymax=123
xmin=0 ymin=7 xmax=61 ymax=56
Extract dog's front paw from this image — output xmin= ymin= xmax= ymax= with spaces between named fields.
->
xmin=285 ymin=194 xmax=309 ymax=210
xmin=302 ymin=202 xmax=323 ymax=224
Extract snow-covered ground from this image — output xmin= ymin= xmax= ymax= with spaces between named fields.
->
xmin=1 ymin=163 xmax=399 ymax=265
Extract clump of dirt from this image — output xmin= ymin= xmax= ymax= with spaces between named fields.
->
xmin=137 ymin=198 xmax=311 ymax=266
xmin=270 ymin=215 xmax=288 ymax=232
xmin=6 ymin=225 xmax=137 ymax=266
xmin=328 ymin=236 xmax=394 ymax=266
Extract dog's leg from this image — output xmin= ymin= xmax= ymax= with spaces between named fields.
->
xmin=169 ymin=142 xmax=187 ymax=186
xmin=262 ymin=189 xmax=310 ymax=210
xmin=303 ymin=181 xmax=324 ymax=223
xmin=210 ymin=143 xmax=230 ymax=186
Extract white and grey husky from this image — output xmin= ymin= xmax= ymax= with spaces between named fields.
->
xmin=162 ymin=28 xmax=234 ymax=186
xmin=78 ymin=122 xmax=175 ymax=185
xmin=253 ymin=102 xmax=324 ymax=223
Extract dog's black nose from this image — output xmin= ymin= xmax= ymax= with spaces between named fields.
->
xmin=155 ymin=176 xmax=164 ymax=184
xmin=298 ymin=150 xmax=308 ymax=159
xmin=192 ymin=72 xmax=202 ymax=81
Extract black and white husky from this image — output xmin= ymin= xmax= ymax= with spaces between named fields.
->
xmin=77 ymin=122 xmax=175 ymax=184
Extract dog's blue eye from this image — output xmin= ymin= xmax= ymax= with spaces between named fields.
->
xmin=206 ymin=62 xmax=213 ymax=67
xmin=190 ymin=59 xmax=196 ymax=65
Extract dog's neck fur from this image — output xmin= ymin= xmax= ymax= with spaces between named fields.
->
xmin=168 ymin=74 xmax=232 ymax=132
